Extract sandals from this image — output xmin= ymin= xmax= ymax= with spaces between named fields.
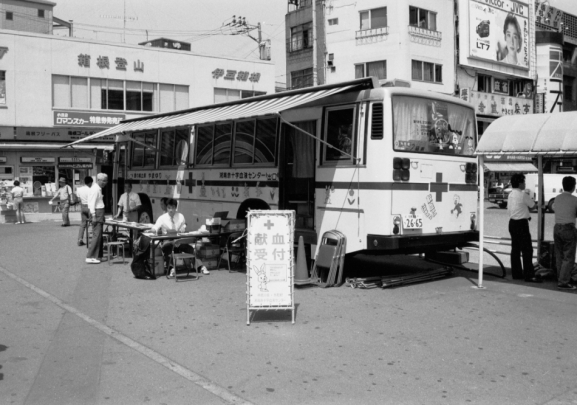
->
xmin=557 ymin=283 xmax=577 ymax=290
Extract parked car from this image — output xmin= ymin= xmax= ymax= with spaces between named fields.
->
xmin=488 ymin=182 xmax=512 ymax=208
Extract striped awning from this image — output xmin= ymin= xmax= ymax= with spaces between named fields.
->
xmin=64 ymin=82 xmax=362 ymax=148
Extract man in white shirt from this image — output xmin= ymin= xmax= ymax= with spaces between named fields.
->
xmin=50 ymin=177 xmax=72 ymax=227
xmin=552 ymin=176 xmax=577 ymax=290
xmin=76 ymin=176 xmax=93 ymax=246
xmin=151 ymin=198 xmax=209 ymax=276
xmin=507 ymin=173 xmax=541 ymax=283
xmin=115 ymin=183 xmax=141 ymax=222
xmin=86 ymin=173 xmax=108 ymax=264
xmin=10 ymin=180 xmax=25 ymax=224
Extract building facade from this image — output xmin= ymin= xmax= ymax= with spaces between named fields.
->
xmin=0 ymin=1 xmax=274 ymax=220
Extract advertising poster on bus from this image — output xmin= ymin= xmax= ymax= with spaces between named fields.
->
xmin=468 ymin=0 xmax=529 ymax=69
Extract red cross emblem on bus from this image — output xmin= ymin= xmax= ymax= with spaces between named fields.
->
xmin=184 ymin=172 xmax=196 ymax=194
xmin=430 ymin=173 xmax=448 ymax=202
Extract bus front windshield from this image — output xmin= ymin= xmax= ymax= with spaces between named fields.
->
xmin=393 ymin=96 xmax=476 ymax=156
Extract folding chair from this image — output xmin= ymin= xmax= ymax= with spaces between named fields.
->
xmin=218 ymin=231 xmax=246 ymax=273
xmin=170 ymin=237 xmax=200 ymax=282
xmin=310 ymin=230 xmax=347 ymax=288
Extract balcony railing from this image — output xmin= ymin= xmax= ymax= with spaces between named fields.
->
xmin=287 ymin=0 xmax=312 ymax=13
xmin=355 ymin=26 xmax=389 ymax=41
xmin=408 ymin=25 xmax=442 ymax=46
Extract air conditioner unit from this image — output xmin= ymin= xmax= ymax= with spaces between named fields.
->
xmin=327 ymin=60 xmax=334 ymax=67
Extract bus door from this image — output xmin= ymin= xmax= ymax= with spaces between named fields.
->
xmin=279 ymin=121 xmax=317 ymax=232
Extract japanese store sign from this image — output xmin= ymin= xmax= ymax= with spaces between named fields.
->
xmin=78 ymin=54 xmax=144 ymax=72
xmin=212 ymin=68 xmax=261 ymax=83
xmin=59 ymin=157 xmax=92 ymax=163
xmin=246 ymin=210 xmax=294 ymax=323
xmin=54 ymin=112 xmax=125 ymax=128
xmin=535 ymin=3 xmax=563 ymax=30
xmin=58 ymin=163 xmax=93 ymax=169
xmin=469 ymin=0 xmax=530 ymax=69
xmin=21 ymin=157 xmax=55 ymax=163
xmin=460 ymin=88 xmax=533 ymax=116
xmin=0 ymin=127 xmax=114 ymax=143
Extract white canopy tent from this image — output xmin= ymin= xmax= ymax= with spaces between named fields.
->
xmin=475 ymin=111 xmax=577 ymax=287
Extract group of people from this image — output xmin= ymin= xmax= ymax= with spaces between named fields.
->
xmin=507 ymin=173 xmax=577 ymax=290
xmin=51 ymin=174 xmax=208 ymax=277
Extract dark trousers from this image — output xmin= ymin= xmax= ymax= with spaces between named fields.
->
xmin=87 ymin=209 xmax=104 ymax=259
xmin=554 ymin=223 xmax=577 ymax=285
xmin=61 ymin=201 xmax=70 ymax=226
xmin=78 ymin=204 xmax=90 ymax=242
xmin=161 ymin=242 xmax=203 ymax=269
xmin=509 ymin=218 xmax=534 ymax=279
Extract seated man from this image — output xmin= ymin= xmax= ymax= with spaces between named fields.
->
xmin=150 ymin=198 xmax=209 ymax=277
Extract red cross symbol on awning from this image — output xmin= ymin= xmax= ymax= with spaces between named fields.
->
xmin=430 ymin=173 xmax=448 ymax=202
xmin=184 ymin=172 xmax=196 ymax=194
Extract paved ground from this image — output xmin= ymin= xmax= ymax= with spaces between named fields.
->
xmin=0 ymin=209 xmax=576 ymax=405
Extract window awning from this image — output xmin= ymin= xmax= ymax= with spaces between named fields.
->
xmin=63 ymin=77 xmax=377 ymax=148
xmin=483 ymin=162 xmax=538 ymax=172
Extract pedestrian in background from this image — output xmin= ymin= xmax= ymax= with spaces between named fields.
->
xmin=50 ymin=177 xmax=72 ymax=227
xmin=507 ymin=173 xmax=541 ymax=283
xmin=10 ymin=180 xmax=25 ymax=224
xmin=115 ymin=183 xmax=141 ymax=222
xmin=553 ymin=176 xmax=577 ymax=290
xmin=86 ymin=173 xmax=108 ymax=264
xmin=76 ymin=176 xmax=93 ymax=246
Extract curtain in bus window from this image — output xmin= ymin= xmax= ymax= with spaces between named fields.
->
xmin=175 ymin=85 xmax=189 ymax=110
xmin=71 ymin=77 xmax=88 ymax=108
xmin=90 ymin=78 xmax=103 ymax=109
xmin=196 ymin=125 xmax=214 ymax=165
xmin=325 ymin=107 xmax=355 ymax=162
xmin=132 ymin=133 xmax=145 ymax=167
xmin=160 ymin=84 xmax=174 ymax=112
xmin=175 ymin=128 xmax=189 ymax=165
xmin=144 ymin=131 xmax=157 ymax=166
xmin=291 ymin=121 xmax=315 ymax=178
xmin=214 ymin=123 xmax=232 ymax=165
xmin=392 ymin=96 xmax=429 ymax=151
xmin=448 ymin=106 xmax=475 ymax=156
xmin=52 ymin=75 xmax=70 ymax=108
xmin=255 ymin=117 xmax=277 ymax=164
xmin=234 ymin=120 xmax=255 ymax=164
xmin=160 ymin=129 xmax=175 ymax=166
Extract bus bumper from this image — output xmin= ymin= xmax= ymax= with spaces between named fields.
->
xmin=367 ymin=231 xmax=479 ymax=252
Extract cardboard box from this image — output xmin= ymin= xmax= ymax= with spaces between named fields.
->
xmin=221 ymin=219 xmax=246 ymax=232
xmin=203 ymin=257 xmax=219 ymax=270
xmin=196 ymin=243 xmax=220 ymax=258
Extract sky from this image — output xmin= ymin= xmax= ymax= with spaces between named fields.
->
xmin=52 ymin=0 xmax=288 ymax=84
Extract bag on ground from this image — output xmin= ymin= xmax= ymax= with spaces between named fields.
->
xmin=131 ymin=234 xmax=153 ymax=279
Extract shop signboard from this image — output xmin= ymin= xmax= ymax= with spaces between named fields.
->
xmin=535 ymin=3 xmax=563 ymax=30
xmin=59 ymin=157 xmax=92 ymax=163
xmin=246 ymin=210 xmax=295 ymax=325
xmin=460 ymin=88 xmax=533 ymax=117
xmin=21 ymin=157 xmax=55 ymax=163
xmin=469 ymin=0 xmax=530 ymax=69
xmin=0 ymin=127 xmax=115 ymax=143
xmin=58 ymin=163 xmax=93 ymax=169
xmin=54 ymin=111 xmax=125 ymax=127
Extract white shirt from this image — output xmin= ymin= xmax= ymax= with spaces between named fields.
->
xmin=76 ymin=185 xmax=92 ymax=205
xmin=88 ymin=183 xmax=105 ymax=215
xmin=151 ymin=212 xmax=186 ymax=233
xmin=118 ymin=191 xmax=141 ymax=211
xmin=11 ymin=186 xmax=24 ymax=199
xmin=507 ymin=188 xmax=534 ymax=220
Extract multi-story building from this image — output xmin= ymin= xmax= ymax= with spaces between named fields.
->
xmin=0 ymin=0 xmax=274 ymax=221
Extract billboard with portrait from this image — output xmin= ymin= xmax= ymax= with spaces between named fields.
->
xmin=469 ymin=0 xmax=529 ymax=69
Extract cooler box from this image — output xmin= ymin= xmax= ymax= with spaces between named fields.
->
xmin=222 ymin=219 xmax=246 ymax=232
xmin=149 ymin=246 xmax=165 ymax=277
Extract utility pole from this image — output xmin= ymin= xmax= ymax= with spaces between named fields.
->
xmin=312 ymin=0 xmax=317 ymax=86
xmin=227 ymin=16 xmax=271 ymax=60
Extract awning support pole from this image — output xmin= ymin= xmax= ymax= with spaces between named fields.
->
xmin=537 ymin=155 xmax=544 ymax=260
xmin=477 ymin=155 xmax=485 ymax=289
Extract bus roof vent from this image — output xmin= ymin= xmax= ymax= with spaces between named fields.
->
xmin=380 ymin=78 xmax=411 ymax=88
xmin=371 ymin=103 xmax=383 ymax=139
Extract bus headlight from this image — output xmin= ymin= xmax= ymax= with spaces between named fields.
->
xmin=393 ymin=215 xmax=401 ymax=235
xmin=470 ymin=213 xmax=476 ymax=230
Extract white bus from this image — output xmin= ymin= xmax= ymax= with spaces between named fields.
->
xmin=91 ymin=77 xmax=479 ymax=255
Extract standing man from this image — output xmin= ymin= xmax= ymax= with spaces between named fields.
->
xmin=553 ymin=176 xmax=577 ymax=290
xmin=76 ymin=176 xmax=93 ymax=246
xmin=115 ymin=183 xmax=141 ymax=222
xmin=86 ymin=173 xmax=108 ymax=264
xmin=50 ymin=177 xmax=72 ymax=227
xmin=507 ymin=173 xmax=541 ymax=283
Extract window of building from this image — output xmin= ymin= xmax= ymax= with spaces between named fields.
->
xmin=126 ymin=81 xmax=157 ymax=112
xmin=564 ymin=76 xmax=574 ymax=101
xmin=290 ymin=22 xmax=312 ymax=52
xmin=214 ymin=88 xmax=265 ymax=103
xmin=323 ymin=105 xmax=356 ymax=163
xmin=38 ymin=9 xmax=45 ymax=18
xmin=241 ymin=90 xmax=267 ymax=99
xmin=105 ymin=79 xmax=124 ymax=110
xmin=409 ymin=6 xmax=437 ymax=31
xmin=354 ymin=60 xmax=386 ymax=80
xmin=477 ymin=74 xmax=492 ymax=92
xmin=71 ymin=77 xmax=88 ymax=109
xmin=291 ymin=68 xmax=314 ymax=89
xmin=53 ymin=75 xmax=70 ymax=108
xmin=412 ymin=60 xmax=442 ymax=83
xmin=328 ymin=18 xmax=339 ymax=26
xmin=0 ymin=71 xmax=6 ymax=105
xmin=6 ymin=12 xmax=13 ymax=20
xmin=359 ymin=7 xmax=387 ymax=30
xmin=160 ymin=128 xmax=189 ymax=166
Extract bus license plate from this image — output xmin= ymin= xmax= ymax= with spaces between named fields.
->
xmin=403 ymin=215 xmax=423 ymax=229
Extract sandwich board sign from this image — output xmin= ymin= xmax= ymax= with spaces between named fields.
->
xmin=246 ymin=210 xmax=295 ymax=324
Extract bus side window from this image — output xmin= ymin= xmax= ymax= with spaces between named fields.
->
xmin=371 ymin=103 xmax=383 ymax=139
xmin=323 ymin=105 xmax=356 ymax=163
xmin=188 ymin=126 xmax=195 ymax=166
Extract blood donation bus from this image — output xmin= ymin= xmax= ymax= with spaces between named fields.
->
xmin=72 ymin=77 xmax=479 ymax=255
